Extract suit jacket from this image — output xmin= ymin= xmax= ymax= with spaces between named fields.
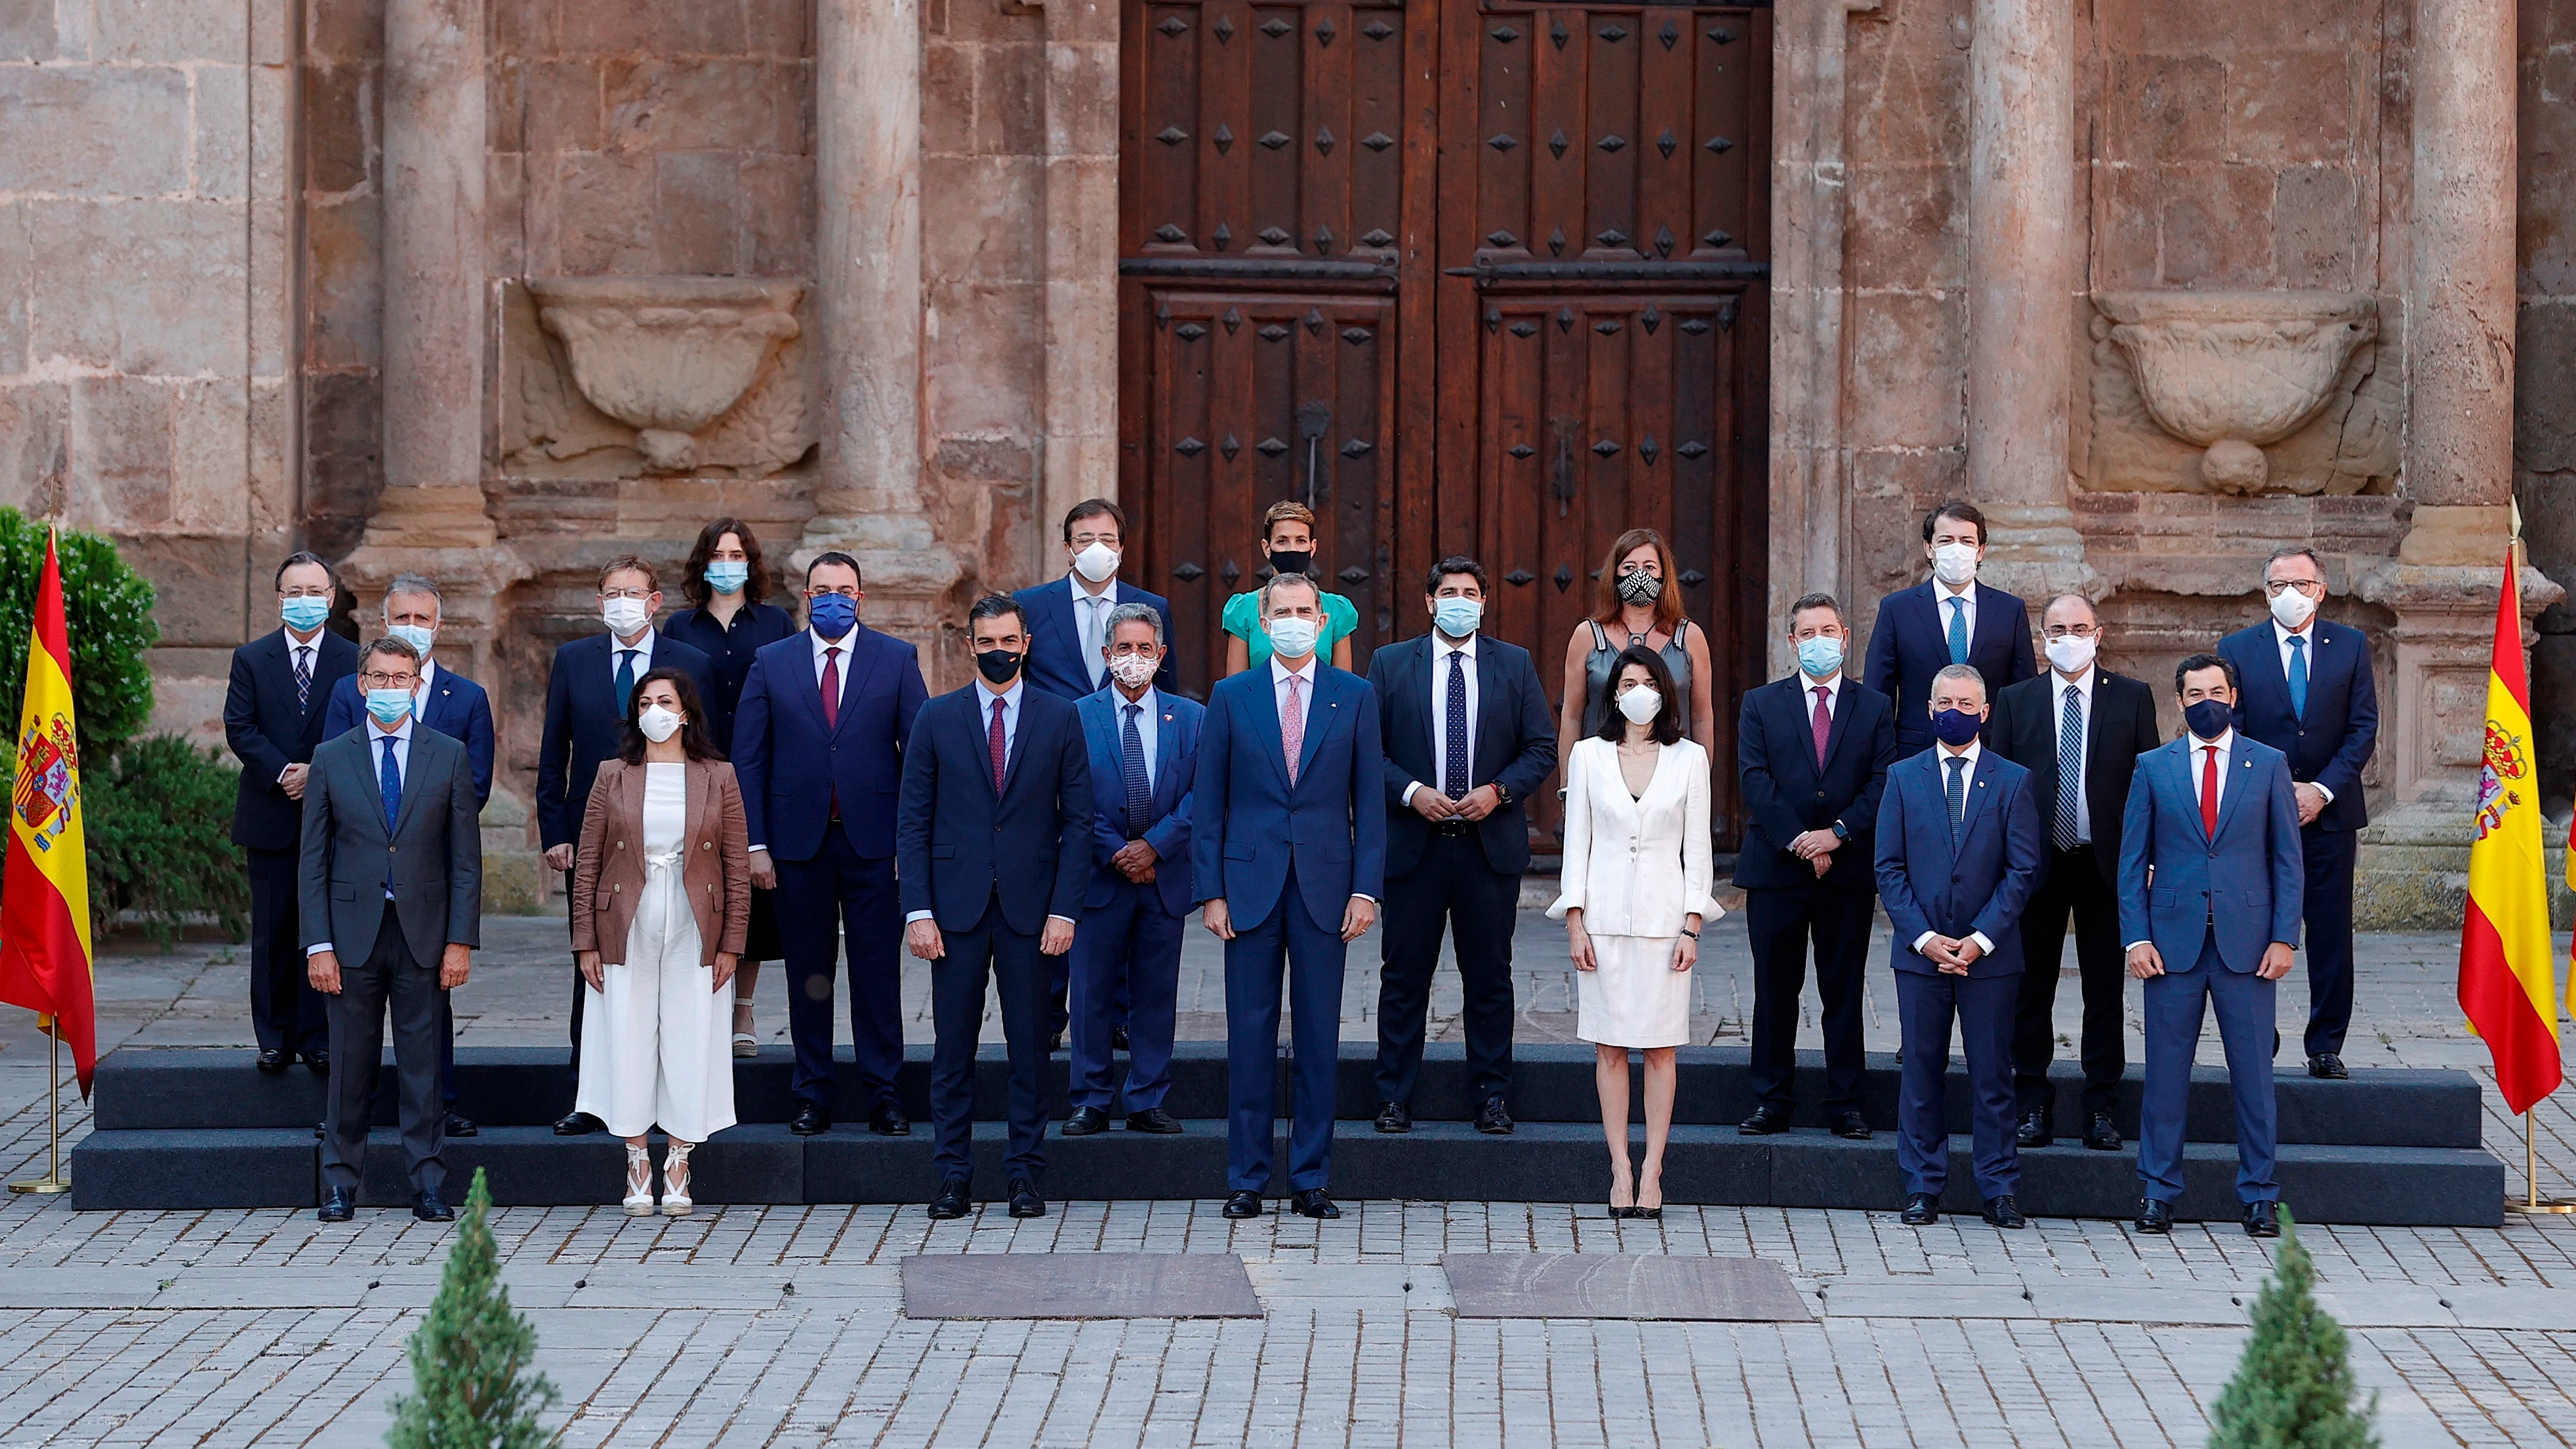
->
xmin=1078 ymin=685 xmax=1201 ymax=917
xmin=1191 ymin=663 xmax=1387 ymax=930
xmin=298 ymin=724 xmax=482 ymax=969
xmin=1733 ymin=674 xmax=1898 ymax=892
xmin=2217 ymin=619 xmax=2377 ymax=832
xmin=1012 ymin=576 xmax=1181 ymax=701
xmin=1864 ymin=581 xmax=2039 ymax=754
xmin=1873 ymin=747 xmax=2045 ymax=978
xmin=2117 ymin=734 xmax=2305 ymax=973
xmin=1985 ymin=668 xmax=2161 ymax=886
xmin=569 ymin=757 xmax=752 ymax=966
xmin=733 ymin=624 xmax=929 ymax=861
xmin=895 ymin=684 xmax=1094 ymax=933
xmin=1367 ymin=633 xmax=1558 ymax=878
xmin=321 ymin=663 xmax=496 ymax=808
xmin=535 ymin=631 xmax=716 ymax=851
xmin=225 ymin=628 xmax=359 ymax=850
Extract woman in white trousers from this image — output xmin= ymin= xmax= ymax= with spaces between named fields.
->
xmin=1549 ymin=645 xmax=1717 ymax=1217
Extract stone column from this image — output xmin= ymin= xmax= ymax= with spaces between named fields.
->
xmin=804 ymin=0 xmax=963 ymax=678
xmin=1040 ymin=0 xmax=1123 ymax=539
xmin=1963 ymin=0 xmax=2096 ymax=602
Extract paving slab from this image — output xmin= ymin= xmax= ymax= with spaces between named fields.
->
xmin=899 ymin=1252 xmax=1263 ymax=1320
xmin=1442 ymin=1252 xmax=1814 ymax=1321
xmin=1243 ymin=1261 xmax=1455 ymax=1311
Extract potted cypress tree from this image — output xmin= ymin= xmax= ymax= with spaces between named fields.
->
xmin=2207 ymin=1205 xmax=2380 ymax=1448
xmin=386 ymin=1169 xmax=561 ymax=1448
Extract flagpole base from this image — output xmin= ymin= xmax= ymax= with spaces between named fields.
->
xmin=7 ymin=1175 xmax=70 ymax=1195
xmin=2502 ymin=1198 xmax=2576 ymax=1215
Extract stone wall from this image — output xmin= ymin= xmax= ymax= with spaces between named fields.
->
xmin=2520 ymin=0 xmax=2576 ymax=813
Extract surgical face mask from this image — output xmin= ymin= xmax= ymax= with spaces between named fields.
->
xmin=602 ymin=597 xmax=651 ymax=637
xmin=1616 ymin=569 xmax=1662 ymax=605
xmin=2268 ymin=584 xmax=2318 ymax=630
xmin=1932 ymin=707 xmax=1983 ymax=747
xmin=1432 ymin=597 xmax=1482 ymax=638
xmin=975 ymin=649 xmax=1023 ymax=685
xmin=705 ymin=560 xmax=750 ymax=596
xmin=281 ymin=596 xmax=332 ymax=632
xmin=2044 ymin=634 xmax=2097 ymax=675
xmin=365 ymin=688 xmax=413 ymax=727
xmin=637 ymin=706 xmax=683 ymax=744
xmin=1267 ymin=548 xmax=1314 ymax=577
xmin=1931 ymin=542 xmax=1980 ymax=588
xmin=2184 ymin=698 xmax=2233 ymax=742
xmin=807 ymin=591 xmax=856 ymax=638
xmin=1073 ymin=541 xmax=1121 ymax=584
xmin=1616 ymin=685 xmax=1662 ymax=725
xmin=1107 ymin=651 xmax=1158 ymax=689
xmin=1265 ymin=615 xmax=1320 ymax=659
xmin=387 ymin=622 xmax=436 ymax=657
xmin=1796 ymin=635 xmax=1843 ymax=679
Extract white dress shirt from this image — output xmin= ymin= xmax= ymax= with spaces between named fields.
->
xmin=611 ymin=628 xmax=656 ymax=682
xmin=308 ymin=716 xmax=414 ymax=956
xmin=1934 ymin=579 xmax=1978 ymax=652
xmin=809 ymin=624 xmax=854 ymax=687
xmin=1112 ymin=685 xmax=1160 ymax=792
xmin=907 ymin=678 xmax=1071 ymax=928
xmin=2053 ymin=665 xmax=2095 ymax=845
xmin=1070 ymin=576 xmax=1123 ymax=689
xmin=1913 ymin=737 xmax=1996 ymax=960
xmin=1265 ymin=653 xmax=1372 ymax=905
xmin=2271 ymin=619 xmax=2332 ymax=802
xmin=2190 ymin=727 xmax=2234 ymax=815
xmin=281 ymin=626 xmax=328 ymax=784
xmin=1402 ymin=633 xmax=1481 ymax=804
xmin=1802 ymin=669 xmax=1843 ymax=718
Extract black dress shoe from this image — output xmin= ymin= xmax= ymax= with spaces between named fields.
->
xmin=788 ymin=1103 xmax=830 ymax=1136
xmin=1475 ymin=1097 xmax=1515 ymax=1135
xmin=1290 ymin=1187 xmax=1340 ymax=1220
xmin=303 ymin=1048 xmax=329 ymax=1075
xmin=412 ymin=1190 xmax=455 ymax=1223
xmin=867 ymin=1103 xmax=909 ymax=1137
xmin=1831 ymin=1110 xmax=1872 ymax=1141
xmin=2308 ymin=1053 xmax=2349 ymax=1080
xmin=1373 ymin=1101 xmax=1412 ymax=1134
xmin=317 ymin=1187 xmax=355 ymax=1222
xmin=1062 ymin=1106 xmax=1111 ymax=1137
xmin=1008 ymin=1178 xmax=1046 ymax=1218
xmin=928 ymin=1179 xmax=971 ymax=1219
xmin=1126 ymin=1107 xmax=1183 ymax=1135
xmin=1982 ymin=1195 xmax=2026 ymax=1229
xmin=1111 ymin=1024 xmax=1130 ymax=1051
xmin=2135 ymin=1199 xmax=2175 ymax=1235
xmin=2243 ymin=1200 xmax=2280 ymax=1238
xmin=256 ymin=1048 xmax=289 ymax=1074
xmin=554 ymin=1111 xmax=603 ymax=1136
xmin=2083 ymin=1112 xmax=2123 ymax=1151
xmin=1222 ymin=1191 xmax=1263 ymax=1219
xmin=1900 ymin=1193 xmax=1938 ymax=1226
xmin=2015 ymin=1110 xmax=2051 ymax=1149
xmin=443 ymin=1112 xmax=478 ymax=1138
xmin=1737 ymin=1107 xmax=1791 ymax=1136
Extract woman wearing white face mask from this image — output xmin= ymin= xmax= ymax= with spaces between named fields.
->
xmin=571 ymin=668 xmax=752 ymax=1215
xmin=1549 ymin=646 xmax=1717 ymax=1219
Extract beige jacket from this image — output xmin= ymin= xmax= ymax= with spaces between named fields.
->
xmin=569 ymin=757 xmax=751 ymax=965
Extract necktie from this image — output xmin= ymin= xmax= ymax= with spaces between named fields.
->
xmin=615 ymin=649 xmax=638 ymax=710
xmin=1086 ymin=596 xmax=1110 ymax=689
xmin=820 ymin=646 xmax=841 ymax=729
xmin=1122 ymin=702 xmax=1153 ymax=837
xmin=2200 ymin=744 xmax=2220 ymax=839
xmin=2055 ymin=685 xmax=2084 ymax=849
xmin=989 ymin=697 xmax=1009 ymax=795
xmin=379 ymin=735 xmax=403 ymax=835
xmin=1281 ymin=672 xmax=1307 ymax=788
xmin=1945 ymin=754 xmax=1969 ymax=845
xmin=1444 ymin=651 xmax=1469 ymax=799
xmin=2286 ymin=633 xmax=2308 ymax=721
xmin=1809 ymin=685 xmax=1831 ymax=767
xmin=293 ymin=645 xmax=312 ymax=712
xmin=1946 ymin=596 xmax=1969 ymax=664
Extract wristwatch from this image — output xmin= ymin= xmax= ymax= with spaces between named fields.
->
xmin=1492 ymin=784 xmax=1512 ymax=807
xmin=1831 ymin=820 xmax=1849 ymax=840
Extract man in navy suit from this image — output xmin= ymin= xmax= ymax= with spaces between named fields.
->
xmin=1734 ymin=593 xmax=1898 ymax=1138
xmin=2120 ymin=653 xmax=2304 ymax=1238
xmin=1864 ymin=502 xmax=2037 ymax=756
xmin=2215 ymin=545 xmax=2377 ymax=1081
xmin=536 ymin=555 xmax=715 ymax=1133
xmin=899 ymin=596 xmax=1093 ymax=1220
xmin=224 ymin=551 xmax=358 ymax=1074
xmin=1365 ymin=556 xmax=1557 ymax=1136
xmin=1195 ymin=572 xmax=1386 ymax=1221
xmin=1065 ymin=603 xmax=1200 ymax=1138
xmin=733 ymin=552 xmax=930 ymax=1137
xmin=1874 ymin=664 xmax=2045 ymax=1229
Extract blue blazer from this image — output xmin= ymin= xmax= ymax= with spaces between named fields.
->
xmin=225 ymin=628 xmax=359 ymax=850
xmin=1011 ymin=577 xmax=1181 ymax=701
xmin=2216 ymin=620 xmax=2377 ymax=832
xmin=1864 ymin=582 xmax=2038 ymax=754
xmin=1733 ymin=675 xmax=1898 ymax=892
xmin=1077 ymin=685 xmax=1201 ymax=917
xmin=321 ymin=664 xmax=495 ymax=808
xmin=1367 ymin=634 xmax=1558 ymax=878
xmin=2117 ymin=735 xmax=2306 ymax=973
xmin=1873 ymin=747 xmax=2044 ymax=978
xmin=1191 ymin=664 xmax=1387 ymax=930
xmin=535 ymin=631 xmax=716 ymax=851
xmin=733 ymin=624 xmax=929 ymax=862
xmin=895 ymin=685 xmax=1094 ymax=933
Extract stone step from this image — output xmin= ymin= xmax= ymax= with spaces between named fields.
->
xmin=66 ymin=1122 xmax=2504 ymax=1226
xmin=91 ymin=1044 xmax=2485 ymax=1149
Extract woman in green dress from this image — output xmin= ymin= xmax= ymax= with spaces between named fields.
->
xmin=1221 ymin=499 xmax=1359 ymax=675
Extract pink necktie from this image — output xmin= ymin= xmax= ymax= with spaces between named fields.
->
xmin=1281 ymin=673 xmax=1306 ymax=787
xmin=1810 ymin=685 xmax=1831 ymax=767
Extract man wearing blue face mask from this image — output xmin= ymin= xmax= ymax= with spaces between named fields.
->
xmin=1364 ymin=557 xmax=1558 ymax=1135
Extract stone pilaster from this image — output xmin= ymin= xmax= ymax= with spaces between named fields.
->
xmin=1040 ymin=0 xmax=1122 ymax=537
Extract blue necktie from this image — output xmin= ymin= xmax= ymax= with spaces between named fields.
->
xmin=378 ymin=735 xmax=403 ymax=834
xmin=1946 ymin=754 xmax=1969 ymax=846
xmin=2055 ymin=685 xmax=2083 ymax=849
xmin=1946 ymin=596 xmax=1969 ymax=664
xmin=1121 ymin=701 xmax=1153 ymax=838
xmin=1444 ymin=651 xmax=1469 ymax=799
xmin=615 ymin=649 xmax=640 ymax=710
xmin=2285 ymin=634 xmax=2308 ymax=721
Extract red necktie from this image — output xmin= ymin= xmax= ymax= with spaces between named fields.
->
xmin=989 ymin=698 xmax=1009 ymax=794
xmin=1810 ymin=685 xmax=1831 ymax=767
xmin=2200 ymin=743 xmax=2219 ymax=838
xmin=821 ymin=646 xmax=842 ymax=729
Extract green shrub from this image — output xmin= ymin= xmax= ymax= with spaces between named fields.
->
xmin=2207 ymin=1206 xmax=2379 ymax=1448
xmin=0 ymin=508 xmax=159 ymax=760
xmin=81 ymin=736 xmax=249 ymax=947
xmin=387 ymin=1169 xmax=561 ymax=1449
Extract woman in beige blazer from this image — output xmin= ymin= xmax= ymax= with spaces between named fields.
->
xmin=1547 ymin=645 xmax=1718 ymax=1219
xmin=572 ymin=668 xmax=751 ymax=1215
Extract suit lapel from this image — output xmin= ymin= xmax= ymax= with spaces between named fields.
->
xmin=386 ymin=731 xmax=432 ymax=840
xmin=2245 ymin=625 xmax=2293 ymax=710
xmin=2213 ymin=740 xmax=2258 ymax=842
xmin=1245 ymin=669 xmax=1292 ymax=791
xmin=1296 ymin=669 xmax=1335 ymax=781
xmin=1153 ymin=696 xmax=1182 ymax=812
xmin=1953 ymin=750 xmax=2003 ymax=853
xmin=1815 ymin=677 xmax=1860 ymax=775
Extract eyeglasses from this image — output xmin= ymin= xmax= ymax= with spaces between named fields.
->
xmin=2263 ymin=578 xmax=2325 ymax=598
xmin=2041 ymin=624 xmax=2099 ymax=640
xmin=807 ymin=586 xmax=860 ymax=599
xmin=358 ymin=672 xmax=417 ymax=690
xmin=280 ymin=586 xmax=332 ymax=600
xmin=1069 ymin=531 xmax=1120 ymax=548
xmin=600 ymin=588 xmax=654 ymax=602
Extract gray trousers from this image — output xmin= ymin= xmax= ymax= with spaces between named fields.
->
xmin=320 ymin=901 xmax=447 ymax=1196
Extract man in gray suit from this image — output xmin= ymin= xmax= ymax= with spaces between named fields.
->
xmin=300 ymin=636 xmax=483 ymax=1223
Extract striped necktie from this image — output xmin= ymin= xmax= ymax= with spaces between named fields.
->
xmin=2055 ymin=684 xmax=2083 ymax=849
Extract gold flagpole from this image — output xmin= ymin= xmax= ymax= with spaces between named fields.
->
xmin=2503 ymin=1109 xmax=2574 ymax=1215
xmin=9 ymin=1021 xmax=71 ymax=1194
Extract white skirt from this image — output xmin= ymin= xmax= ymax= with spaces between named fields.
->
xmin=575 ymin=853 xmax=737 ymax=1142
xmin=1578 ymin=934 xmax=1693 ymax=1050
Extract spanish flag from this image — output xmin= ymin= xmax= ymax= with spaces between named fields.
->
xmin=2459 ymin=547 xmax=2561 ymax=1115
xmin=0 ymin=528 xmax=95 ymax=1095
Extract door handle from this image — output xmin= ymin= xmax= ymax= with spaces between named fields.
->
xmin=1298 ymin=401 xmax=1332 ymax=511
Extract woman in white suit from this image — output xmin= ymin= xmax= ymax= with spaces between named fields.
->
xmin=1549 ymin=645 xmax=1717 ymax=1217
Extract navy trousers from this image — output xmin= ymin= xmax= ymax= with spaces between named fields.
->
xmin=1225 ymin=863 xmax=1345 ymax=1193
xmin=2010 ymin=845 xmax=2127 ymax=1120
xmin=928 ymin=896 xmax=1050 ymax=1184
xmin=244 ymin=844 xmax=327 ymax=1056
xmin=1070 ymin=880 xmax=1183 ymax=1113
xmin=2298 ymin=825 xmax=2356 ymax=1059
xmin=773 ymin=821 xmax=904 ymax=1112
xmin=1373 ymin=832 xmax=1519 ymax=1108
xmin=2138 ymin=935 xmax=2279 ymax=1206
xmin=1893 ymin=969 xmax=2020 ymax=1201
xmin=1744 ymin=884 xmax=1875 ymax=1112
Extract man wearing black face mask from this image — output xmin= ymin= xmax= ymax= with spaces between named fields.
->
xmin=897 ymin=596 xmax=1094 ymax=1221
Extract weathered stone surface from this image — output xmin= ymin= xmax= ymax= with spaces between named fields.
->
xmin=2095 ymin=291 xmax=2379 ymax=494
xmin=0 ymin=65 xmax=191 ymax=197
xmin=525 ymin=276 xmax=806 ymax=474
xmin=653 ymin=150 xmax=743 ymax=273
xmin=0 ymin=0 xmax=60 ymax=61
xmin=91 ymin=0 xmax=241 ymax=62
xmin=31 ymin=201 xmax=248 ymax=376
xmin=69 ymin=377 xmax=174 ymax=527
xmin=1845 ymin=291 xmax=1965 ymax=451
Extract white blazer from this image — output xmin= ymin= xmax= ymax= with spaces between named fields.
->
xmin=1546 ymin=736 xmax=1719 ymax=936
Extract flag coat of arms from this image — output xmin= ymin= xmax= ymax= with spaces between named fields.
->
xmin=1 ymin=527 xmax=96 ymax=1095
xmin=2457 ymin=548 xmax=2562 ymax=1116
